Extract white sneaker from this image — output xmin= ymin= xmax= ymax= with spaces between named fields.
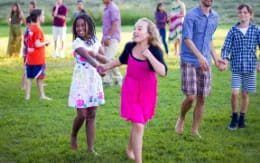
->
xmin=53 ymin=50 xmax=58 ymax=58
xmin=60 ymin=50 xmax=65 ymax=58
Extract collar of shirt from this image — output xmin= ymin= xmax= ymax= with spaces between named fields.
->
xmin=105 ymin=1 xmax=113 ymax=10
xmin=197 ymin=6 xmax=217 ymax=18
xmin=234 ymin=22 xmax=252 ymax=29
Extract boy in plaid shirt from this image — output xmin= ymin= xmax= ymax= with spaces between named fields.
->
xmin=220 ymin=4 xmax=260 ymax=130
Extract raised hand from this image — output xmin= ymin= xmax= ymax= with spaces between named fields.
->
xmin=141 ymin=48 xmax=151 ymax=59
xmin=45 ymin=40 xmax=51 ymax=46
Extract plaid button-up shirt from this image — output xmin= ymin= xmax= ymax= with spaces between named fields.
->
xmin=221 ymin=23 xmax=260 ymax=73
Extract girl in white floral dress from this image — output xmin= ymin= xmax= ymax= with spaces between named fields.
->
xmin=68 ymin=14 xmax=106 ymax=154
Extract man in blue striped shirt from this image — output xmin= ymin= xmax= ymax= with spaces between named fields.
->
xmin=175 ymin=0 xmax=225 ymax=137
xmin=220 ymin=4 xmax=260 ymax=130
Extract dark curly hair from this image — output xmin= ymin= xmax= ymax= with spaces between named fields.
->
xmin=72 ymin=14 xmax=96 ymax=41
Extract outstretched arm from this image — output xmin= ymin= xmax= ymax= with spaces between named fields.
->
xmin=104 ymin=59 xmax=122 ymax=71
xmin=35 ymin=40 xmax=50 ymax=48
xmin=75 ymin=47 xmax=99 ymax=68
xmin=210 ymin=41 xmax=226 ymax=69
xmin=95 ymin=46 xmax=107 ymax=64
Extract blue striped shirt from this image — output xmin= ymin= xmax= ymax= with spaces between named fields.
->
xmin=221 ymin=23 xmax=260 ymax=73
xmin=180 ymin=6 xmax=218 ymax=67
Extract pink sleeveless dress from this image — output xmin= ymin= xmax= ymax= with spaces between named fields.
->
xmin=121 ymin=53 xmax=157 ymax=124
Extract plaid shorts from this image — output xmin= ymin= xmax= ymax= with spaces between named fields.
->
xmin=181 ymin=62 xmax=212 ymax=97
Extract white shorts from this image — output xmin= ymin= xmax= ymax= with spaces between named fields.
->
xmin=52 ymin=26 xmax=66 ymax=41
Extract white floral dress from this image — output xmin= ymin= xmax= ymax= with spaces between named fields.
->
xmin=68 ymin=37 xmax=105 ymax=108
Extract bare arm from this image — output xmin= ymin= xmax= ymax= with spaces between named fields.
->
xmin=210 ymin=41 xmax=227 ymax=70
xmin=54 ymin=15 xmax=66 ymax=20
xmin=184 ymin=38 xmax=209 ymax=70
xmin=52 ymin=5 xmax=66 ymax=20
xmin=143 ymin=49 xmax=166 ymax=77
xmin=35 ymin=40 xmax=50 ymax=48
xmin=179 ymin=2 xmax=186 ymax=17
xmin=104 ymin=59 xmax=122 ymax=71
xmin=75 ymin=47 xmax=100 ymax=68
xmin=210 ymin=41 xmax=218 ymax=64
xmin=94 ymin=46 xmax=107 ymax=64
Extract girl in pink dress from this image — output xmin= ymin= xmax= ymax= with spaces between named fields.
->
xmin=104 ymin=18 xmax=167 ymax=163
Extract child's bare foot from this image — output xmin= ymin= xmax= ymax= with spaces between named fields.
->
xmin=70 ymin=136 xmax=78 ymax=150
xmin=192 ymin=130 xmax=202 ymax=138
xmin=175 ymin=117 xmax=184 ymax=134
xmin=25 ymin=96 xmax=30 ymax=100
xmin=88 ymin=149 xmax=99 ymax=156
xmin=126 ymin=148 xmax=135 ymax=160
xmin=40 ymin=96 xmax=52 ymax=100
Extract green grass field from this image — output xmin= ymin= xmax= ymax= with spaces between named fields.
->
xmin=0 ymin=25 xmax=260 ymax=162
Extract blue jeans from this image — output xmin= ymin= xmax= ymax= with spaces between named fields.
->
xmin=159 ymin=28 xmax=168 ymax=54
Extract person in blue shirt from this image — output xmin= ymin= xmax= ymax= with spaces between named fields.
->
xmin=220 ymin=4 xmax=260 ymax=130
xmin=174 ymin=0 xmax=225 ymax=137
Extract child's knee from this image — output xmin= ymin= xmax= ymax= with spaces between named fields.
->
xmin=86 ymin=110 xmax=96 ymax=120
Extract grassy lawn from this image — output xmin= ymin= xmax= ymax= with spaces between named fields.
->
xmin=0 ymin=25 xmax=260 ymax=162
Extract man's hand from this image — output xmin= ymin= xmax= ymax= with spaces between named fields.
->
xmin=104 ymin=39 xmax=110 ymax=47
xmin=198 ymin=55 xmax=209 ymax=71
xmin=216 ymin=59 xmax=228 ymax=71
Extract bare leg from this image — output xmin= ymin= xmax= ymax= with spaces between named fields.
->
xmin=126 ymin=127 xmax=135 ymax=160
xmin=174 ymin=39 xmax=180 ymax=55
xmin=131 ymin=123 xmax=144 ymax=163
xmin=21 ymin=72 xmax=27 ymax=90
xmin=192 ymin=96 xmax=206 ymax=137
xmin=240 ymin=92 xmax=249 ymax=113
xmin=71 ymin=109 xmax=86 ymax=150
xmin=231 ymin=89 xmax=240 ymax=113
xmin=85 ymin=107 xmax=97 ymax=154
xmin=37 ymin=79 xmax=51 ymax=100
xmin=25 ymin=78 xmax=32 ymax=100
xmin=60 ymin=40 xmax=65 ymax=58
xmin=53 ymin=40 xmax=58 ymax=57
xmin=175 ymin=95 xmax=195 ymax=134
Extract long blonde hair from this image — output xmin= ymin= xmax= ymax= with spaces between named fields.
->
xmin=137 ymin=18 xmax=165 ymax=55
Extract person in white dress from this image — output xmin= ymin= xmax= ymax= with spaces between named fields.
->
xmin=68 ymin=14 xmax=107 ymax=155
